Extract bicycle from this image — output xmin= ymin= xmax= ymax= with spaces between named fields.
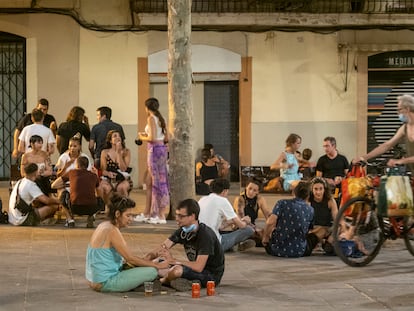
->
xmin=332 ymin=162 xmax=414 ymax=267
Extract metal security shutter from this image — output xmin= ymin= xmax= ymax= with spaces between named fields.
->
xmin=367 ymin=51 xmax=414 ymax=165
xmin=204 ymin=81 xmax=239 ymax=181
xmin=0 ymin=32 xmax=26 ymax=180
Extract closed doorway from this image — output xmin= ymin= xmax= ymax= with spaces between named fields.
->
xmin=204 ymin=81 xmax=239 ymax=181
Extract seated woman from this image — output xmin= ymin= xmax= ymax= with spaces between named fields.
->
xmin=204 ymin=143 xmax=230 ymax=179
xmin=309 ymin=177 xmax=339 ymax=254
xmin=86 ymin=194 xmax=169 ymax=292
xmin=54 ymin=135 xmax=93 ymax=208
xmin=20 ymin=135 xmax=53 ymax=196
xmin=233 ymin=178 xmax=270 ymax=246
xmin=270 ymin=133 xmax=303 ymax=192
xmin=195 ymin=148 xmax=219 ymax=195
xmin=100 ymin=130 xmax=132 ymax=202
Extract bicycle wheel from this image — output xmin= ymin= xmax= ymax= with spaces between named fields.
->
xmin=332 ymin=196 xmax=385 ymax=267
xmin=403 ymin=217 xmax=414 ymax=256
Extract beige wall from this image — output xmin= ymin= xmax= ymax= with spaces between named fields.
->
xmin=4 ymin=11 xmax=414 ymax=184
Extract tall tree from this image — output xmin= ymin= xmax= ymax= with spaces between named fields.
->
xmin=167 ymin=0 xmax=194 ymax=215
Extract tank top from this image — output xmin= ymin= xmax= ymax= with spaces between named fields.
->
xmin=200 ymin=162 xmax=218 ymax=182
xmin=240 ymin=191 xmax=259 ymax=224
xmin=404 ymin=124 xmax=414 ymax=173
xmin=310 ymin=198 xmax=332 ymax=226
xmin=145 ymin=115 xmax=165 ymax=141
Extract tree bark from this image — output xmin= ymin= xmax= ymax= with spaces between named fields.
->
xmin=167 ymin=0 xmax=194 ymax=217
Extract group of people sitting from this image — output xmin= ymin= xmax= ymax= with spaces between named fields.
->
xmin=8 ymin=99 xmax=132 ymax=228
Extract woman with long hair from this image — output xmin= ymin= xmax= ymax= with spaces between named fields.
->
xmin=100 ymin=130 xmax=132 ymax=202
xmin=20 ymin=135 xmax=53 ymax=195
xmin=270 ymin=133 xmax=303 ymax=191
xmin=86 ymin=194 xmax=169 ymax=292
xmin=135 ymin=97 xmax=169 ymax=225
xmin=56 ymin=106 xmax=90 ymax=154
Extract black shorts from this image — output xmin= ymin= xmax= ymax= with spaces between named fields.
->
xmin=181 ymin=266 xmax=223 ymax=287
xmin=303 ymin=233 xmax=319 ymax=256
xmin=71 ymin=203 xmax=100 ymax=216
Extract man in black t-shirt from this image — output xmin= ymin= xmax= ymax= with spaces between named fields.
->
xmin=145 ymin=199 xmax=225 ymax=291
xmin=316 ymin=136 xmax=349 ymax=188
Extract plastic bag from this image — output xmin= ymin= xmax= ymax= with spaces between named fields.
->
xmin=379 ymin=175 xmax=414 ymax=217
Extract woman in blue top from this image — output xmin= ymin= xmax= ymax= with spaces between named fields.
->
xmin=271 ymin=133 xmax=303 ymax=191
xmin=86 ymin=194 xmax=169 ymax=292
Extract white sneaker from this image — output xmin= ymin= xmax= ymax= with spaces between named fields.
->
xmin=158 ymin=218 xmax=167 ymax=224
xmin=147 ymin=216 xmax=160 ymax=224
xmin=134 ymin=213 xmax=149 ymax=223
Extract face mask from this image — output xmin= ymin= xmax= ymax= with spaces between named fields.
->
xmin=399 ymin=113 xmax=408 ymax=123
xmin=182 ymin=223 xmax=197 ymax=233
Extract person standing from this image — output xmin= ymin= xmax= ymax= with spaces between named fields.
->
xmin=89 ymin=106 xmax=125 ymax=168
xmin=56 ymin=106 xmax=90 ymax=154
xmin=135 ymin=98 xmax=169 ymax=224
xmin=316 ymin=136 xmax=349 ymax=188
xmin=12 ymin=98 xmax=57 ymax=159
xmin=18 ymin=108 xmax=56 ymax=156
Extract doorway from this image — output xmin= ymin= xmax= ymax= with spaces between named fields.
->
xmin=204 ymin=81 xmax=239 ymax=181
xmin=0 ymin=32 xmax=26 ymax=180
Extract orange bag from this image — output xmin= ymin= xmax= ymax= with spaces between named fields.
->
xmin=340 ymin=165 xmax=372 ymax=216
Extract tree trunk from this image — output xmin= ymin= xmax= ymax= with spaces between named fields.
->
xmin=167 ymin=0 xmax=194 ymax=218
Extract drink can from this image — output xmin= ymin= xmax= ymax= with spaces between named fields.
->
xmin=192 ymin=282 xmax=200 ymax=298
xmin=206 ymin=280 xmax=215 ymax=296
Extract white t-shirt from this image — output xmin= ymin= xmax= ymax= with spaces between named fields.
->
xmin=8 ymin=178 xmax=43 ymax=225
xmin=19 ymin=123 xmax=56 ymax=153
xmin=145 ymin=115 xmax=165 ymax=141
xmin=198 ymin=193 xmax=237 ymax=242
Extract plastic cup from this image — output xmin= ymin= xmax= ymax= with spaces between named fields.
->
xmin=144 ymin=281 xmax=153 ymax=297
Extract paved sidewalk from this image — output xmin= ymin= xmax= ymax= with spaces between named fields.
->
xmin=1 ymin=186 xmax=414 ymax=310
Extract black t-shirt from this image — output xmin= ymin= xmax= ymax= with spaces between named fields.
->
xmin=16 ymin=113 xmax=56 ymax=131
xmin=169 ymin=223 xmax=225 ymax=278
xmin=57 ymin=120 xmax=91 ymax=154
xmin=316 ymin=154 xmax=349 ymax=179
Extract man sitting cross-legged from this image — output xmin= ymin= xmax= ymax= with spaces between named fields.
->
xmin=198 ymin=178 xmax=255 ymax=252
xmin=145 ymin=199 xmax=225 ymax=292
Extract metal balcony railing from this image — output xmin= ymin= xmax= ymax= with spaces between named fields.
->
xmin=131 ymin=0 xmax=414 ymax=14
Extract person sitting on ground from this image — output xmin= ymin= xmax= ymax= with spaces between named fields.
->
xmin=316 ymin=136 xmax=349 ymax=197
xmin=204 ymin=143 xmax=230 ymax=179
xmin=262 ymin=181 xmax=327 ymax=258
xmin=60 ymin=156 xmax=101 ymax=228
xmin=8 ymin=163 xmax=59 ymax=226
xmin=85 ymin=194 xmax=168 ymax=292
xmin=195 ymin=148 xmax=219 ymax=195
xmin=100 ymin=130 xmax=132 ymax=203
xmin=198 ymin=178 xmax=255 ymax=252
xmin=145 ymin=198 xmax=225 ymax=292
xmin=20 ymin=135 xmax=53 ymax=195
xmin=270 ymin=133 xmax=303 ymax=192
xmin=309 ymin=177 xmax=339 ymax=255
xmin=233 ymin=178 xmax=271 ymax=246
xmin=299 ymin=148 xmax=316 ymax=180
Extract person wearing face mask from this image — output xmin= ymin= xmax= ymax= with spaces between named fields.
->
xmin=355 ymin=94 xmax=414 ymax=171
xmin=144 ymin=199 xmax=225 ymax=292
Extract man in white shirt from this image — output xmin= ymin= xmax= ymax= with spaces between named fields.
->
xmin=18 ymin=108 xmax=56 ymax=156
xmin=9 ymin=163 xmax=59 ymax=226
xmin=198 ymin=178 xmax=255 ymax=252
